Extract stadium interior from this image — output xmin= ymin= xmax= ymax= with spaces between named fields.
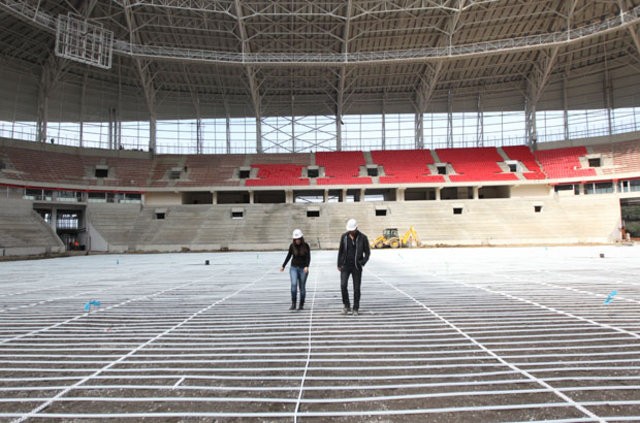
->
xmin=4 ymin=3 xmax=640 ymax=422
xmin=0 ymin=0 xmax=640 ymax=256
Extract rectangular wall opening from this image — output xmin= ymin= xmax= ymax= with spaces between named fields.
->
xmin=307 ymin=167 xmax=320 ymax=178
xmin=588 ymin=157 xmax=601 ymax=167
xmin=95 ymin=166 xmax=109 ymax=178
xmin=254 ymin=190 xmax=286 ymax=204
xmin=294 ymin=189 xmax=324 ymax=203
xmin=238 ymin=168 xmax=251 ymax=179
xmin=366 ymin=165 xmax=379 ymax=177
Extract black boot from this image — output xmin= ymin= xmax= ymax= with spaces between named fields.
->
xmin=289 ymin=300 xmax=296 ymax=311
xmin=298 ymin=300 xmax=304 ymax=311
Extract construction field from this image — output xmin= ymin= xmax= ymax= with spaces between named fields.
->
xmin=1 ymin=245 xmax=640 ymax=422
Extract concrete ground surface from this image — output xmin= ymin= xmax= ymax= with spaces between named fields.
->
xmin=1 ymin=245 xmax=640 ymax=422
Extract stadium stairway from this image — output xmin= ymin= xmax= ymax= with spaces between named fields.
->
xmin=0 ymin=199 xmax=65 ymax=256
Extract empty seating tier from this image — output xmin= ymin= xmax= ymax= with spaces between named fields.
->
xmin=371 ymin=149 xmax=445 ymax=184
xmin=316 ymin=151 xmax=372 ymax=185
xmin=501 ymin=145 xmax=546 ymax=180
xmin=177 ymin=154 xmax=245 ymax=187
xmin=245 ymin=164 xmax=310 ymax=186
xmin=534 ymin=146 xmax=596 ymax=179
xmin=3 ymin=139 xmax=638 ymax=190
xmin=436 ymin=147 xmax=518 ymax=182
xmin=590 ymin=140 xmax=640 ymax=175
xmin=0 ymin=144 xmax=154 ymax=187
xmin=245 ymin=153 xmax=311 ymax=166
xmin=1 ymin=146 xmax=87 ymax=184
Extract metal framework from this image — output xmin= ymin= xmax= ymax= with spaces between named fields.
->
xmin=55 ymin=13 xmax=114 ymax=69
xmin=0 ymin=0 xmax=639 ymax=152
xmin=3 ymin=1 xmax=639 ymax=64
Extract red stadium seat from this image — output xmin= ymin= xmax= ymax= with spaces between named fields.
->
xmin=436 ymin=147 xmax=518 ymax=182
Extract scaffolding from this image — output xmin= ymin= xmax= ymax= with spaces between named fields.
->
xmin=55 ymin=13 xmax=114 ymax=69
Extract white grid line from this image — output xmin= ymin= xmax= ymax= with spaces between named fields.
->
xmin=1 ymin=248 xmax=640 ymax=421
xmin=294 ymin=269 xmax=318 ymax=422
xmin=9 ymin=269 xmax=265 ymax=423
xmin=370 ymin=271 xmax=606 ymax=422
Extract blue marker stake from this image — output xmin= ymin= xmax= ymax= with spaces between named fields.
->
xmin=84 ymin=300 xmax=102 ymax=311
xmin=603 ymin=290 xmax=617 ymax=305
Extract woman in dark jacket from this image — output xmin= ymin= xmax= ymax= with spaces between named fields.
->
xmin=280 ymin=229 xmax=311 ymax=311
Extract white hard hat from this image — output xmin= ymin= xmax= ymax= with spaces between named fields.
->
xmin=292 ymin=229 xmax=303 ymax=239
xmin=346 ymin=218 xmax=358 ymax=231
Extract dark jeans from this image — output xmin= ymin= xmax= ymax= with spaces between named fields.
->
xmin=340 ymin=266 xmax=362 ymax=310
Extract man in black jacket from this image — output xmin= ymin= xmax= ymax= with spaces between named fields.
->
xmin=337 ymin=218 xmax=370 ymax=316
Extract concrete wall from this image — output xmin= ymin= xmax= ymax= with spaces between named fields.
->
xmin=145 ymin=192 xmax=182 ymax=206
xmin=0 ymin=199 xmax=65 ymax=256
xmin=87 ymin=194 xmax=622 ymax=252
xmin=511 ymin=184 xmax=551 ymax=197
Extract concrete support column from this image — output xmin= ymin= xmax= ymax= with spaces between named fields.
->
xmin=50 ymin=208 xmax=58 ymax=232
xmin=249 ymin=191 xmax=254 ymax=204
xmin=211 ymin=191 xmax=217 ymax=205
xmin=473 ymin=186 xmax=480 ymax=199
xmin=285 ymin=190 xmax=294 ymax=204
xmin=397 ymin=187 xmax=405 ymax=202
xmin=435 ymin=188 xmax=441 ymax=201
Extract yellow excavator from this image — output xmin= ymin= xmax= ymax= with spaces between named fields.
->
xmin=371 ymin=226 xmax=421 ymax=249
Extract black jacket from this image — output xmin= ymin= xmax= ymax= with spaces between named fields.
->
xmin=282 ymin=242 xmax=311 ymax=268
xmin=337 ymin=230 xmax=370 ymax=270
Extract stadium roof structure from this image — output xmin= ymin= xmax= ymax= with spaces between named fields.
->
xmin=1 ymin=0 xmax=640 ymax=150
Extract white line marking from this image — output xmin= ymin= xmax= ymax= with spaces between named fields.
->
xmin=369 ymin=270 xmax=606 ymax=423
xmin=294 ymin=270 xmax=318 ymax=423
xmin=10 ymin=270 xmax=265 ymax=423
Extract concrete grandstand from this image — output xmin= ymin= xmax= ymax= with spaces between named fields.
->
xmin=1 ymin=134 xmax=639 ymax=255
xmin=1 ymin=1 xmax=640 ymax=257
xmin=3 ymin=2 xmax=640 ymax=422
xmin=1 ymin=1 xmax=640 ymax=256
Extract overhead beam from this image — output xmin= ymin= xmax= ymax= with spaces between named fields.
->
xmin=112 ymin=0 xmax=235 ymax=15
xmin=335 ymin=0 xmax=353 ymax=151
xmin=349 ymin=0 xmax=500 ymax=19
xmin=628 ymin=25 xmax=640 ymax=55
xmin=164 ymin=9 xmax=204 ymax=153
xmin=415 ymin=0 xmax=467 ymax=148
xmin=114 ymin=0 xmax=497 ymax=16
xmin=122 ymin=0 xmax=158 ymax=153
xmin=3 ymin=0 xmax=639 ymax=66
xmin=0 ymin=0 xmax=56 ymax=31
xmin=619 ymin=0 xmax=640 ymax=57
xmin=233 ymin=0 xmax=263 ymax=153
xmin=524 ymin=0 xmax=578 ymax=147
xmin=37 ymin=53 xmax=70 ymax=143
xmin=117 ymin=6 xmax=640 ymax=66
